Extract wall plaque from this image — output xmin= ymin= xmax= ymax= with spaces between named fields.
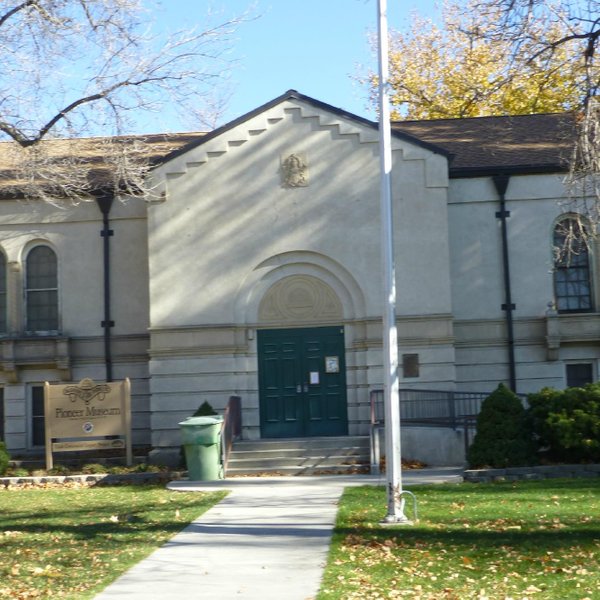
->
xmin=325 ymin=356 xmax=340 ymax=373
xmin=282 ymin=153 xmax=308 ymax=187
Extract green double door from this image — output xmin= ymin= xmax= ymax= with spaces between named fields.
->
xmin=258 ymin=326 xmax=348 ymax=438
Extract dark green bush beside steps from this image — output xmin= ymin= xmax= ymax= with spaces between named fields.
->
xmin=0 ymin=440 xmax=9 ymax=476
xmin=467 ymin=384 xmax=536 ymax=469
xmin=193 ymin=401 xmax=218 ymax=416
xmin=468 ymin=382 xmax=600 ymax=469
xmin=528 ymin=383 xmax=600 ymax=463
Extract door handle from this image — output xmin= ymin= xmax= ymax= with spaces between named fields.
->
xmin=303 ymin=383 xmax=308 ymax=393
xmin=296 ymin=384 xmax=302 ymax=393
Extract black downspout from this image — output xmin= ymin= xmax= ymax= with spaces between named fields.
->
xmin=493 ymin=174 xmax=517 ymax=392
xmin=96 ymin=195 xmax=115 ymax=382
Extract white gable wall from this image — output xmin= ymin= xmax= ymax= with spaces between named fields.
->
xmin=147 ymin=99 xmax=455 ymax=461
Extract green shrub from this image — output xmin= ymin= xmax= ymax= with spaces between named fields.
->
xmin=528 ymin=383 xmax=600 ymax=463
xmin=0 ymin=441 xmax=9 ymax=476
xmin=8 ymin=467 xmax=30 ymax=478
xmin=81 ymin=463 xmax=109 ymax=474
xmin=48 ymin=464 xmax=71 ymax=476
xmin=108 ymin=465 xmax=129 ymax=474
xmin=134 ymin=463 xmax=161 ymax=473
xmin=467 ymin=383 xmax=536 ymax=468
xmin=192 ymin=401 xmax=218 ymax=416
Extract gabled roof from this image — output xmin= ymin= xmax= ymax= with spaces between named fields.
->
xmin=155 ymin=89 xmax=452 ymax=167
xmin=0 ymin=92 xmax=578 ymax=200
xmin=393 ymin=112 xmax=576 ymax=177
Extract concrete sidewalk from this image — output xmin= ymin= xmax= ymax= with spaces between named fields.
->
xmin=94 ymin=468 xmax=463 ymax=600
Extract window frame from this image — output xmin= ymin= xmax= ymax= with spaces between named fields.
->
xmin=565 ymin=362 xmax=595 ymax=389
xmin=24 ymin=244 xmax=60 ymax=334
xmin=0 ymin=387 xmax=4 ymax=442
xmin=553 ymin=217 xmax=593 ymax=314
xmin=28 ymin=384 xmax=46 ymax=449
xmin=0 ymin=250 xmax=6 ymax=334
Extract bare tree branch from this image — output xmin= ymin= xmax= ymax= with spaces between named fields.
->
xmin=0 ymin=0 xmax=37 ymax=28
xmin=466 ymin=0 xmax=600 ymax=246
xmin=0 ymin=0 xmax=254 ymax=203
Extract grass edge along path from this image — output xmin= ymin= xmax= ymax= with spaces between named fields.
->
xmin=0 ymin=483 xmax=227 ymax=599
xmin=318 ymin=479 xmax=600 ymax=600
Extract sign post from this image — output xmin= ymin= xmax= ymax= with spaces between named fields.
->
xmin=44 ymin=377 xmax=132 ymax=470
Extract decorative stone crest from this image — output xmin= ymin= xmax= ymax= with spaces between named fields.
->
xmin=258 ymin=275 xmax=343 ymax=323
xmin=63 ymin=378 xmax=111 ymax=405
xmin=281 ymin=153 xmax=308 ymax=187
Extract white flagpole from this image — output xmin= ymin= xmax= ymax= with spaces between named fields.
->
xmin=377 ymin=0 xmax=409 ymax=523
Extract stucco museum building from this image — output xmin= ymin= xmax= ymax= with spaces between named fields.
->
xmin=0 ymin=91 xmax=594 ymax=464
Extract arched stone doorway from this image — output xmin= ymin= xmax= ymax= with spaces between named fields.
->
xmin=257 ymin=275 xmax=348 ymax=438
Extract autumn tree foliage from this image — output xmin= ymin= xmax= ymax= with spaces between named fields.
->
xmin=467 ymin=0 xmax=600 ymax=240
xmin=362 ymin=0 xmax=584 ymax=120
xmin=0 ymin=0 xmax=247 ymax=203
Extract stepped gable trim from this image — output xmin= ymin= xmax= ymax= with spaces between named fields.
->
xmin=153 ymin=89 xmax=452 ymax=169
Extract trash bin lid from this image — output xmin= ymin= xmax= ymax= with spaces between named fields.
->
xmin=179 ymin=415 xmax=224 ymax=427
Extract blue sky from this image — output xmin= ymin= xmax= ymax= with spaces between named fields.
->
xmin=152 ymin=0 xmax=439 ymax=130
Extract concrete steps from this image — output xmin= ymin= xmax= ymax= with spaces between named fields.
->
xmin=225 ymin=436 xmax=371 ymax=476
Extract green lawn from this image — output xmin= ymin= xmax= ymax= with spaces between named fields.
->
xmin=319 ymin=479 xmax=600 ymax=600
xmin=0 ymin=484 xmax=226 ymax=599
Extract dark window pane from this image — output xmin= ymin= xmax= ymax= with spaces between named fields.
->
xmin=0 ymin=255 xmax=6 ymax=294
xmin=566 ymin=364 xmax=593 ymax=388
xmin=402 ymin=353 xmax=420 ymax=378
xmin=26 ymin=247 xmax=57 ymax=289
xmin=26 ymin=247 xmax=58 ymax=331
xmin=553 ymin=218 xmax=592 ymax=313
xmin=0 ymin=254 xmax=5 ymax=333
xmin=27 ymin=291 xmax=58 ymax=331
xmin=0 ymin=388 xmax=4 ymax=440
xmin=31 ymin=386 xmax=45 ymax=446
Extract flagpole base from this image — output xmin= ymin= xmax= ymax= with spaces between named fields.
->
xmin=380 ymin=513 xmax=414 ymax=526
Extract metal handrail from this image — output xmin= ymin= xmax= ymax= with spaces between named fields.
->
xmin=370 ymin=390 xmax=384 ymax=473
xmin=220 ymin=395 xmax=241 ymax=477
xmin=368 ymin=388 xmax=527 ymax=471
xmin=370 ymin=388 xmax=497 ymax=427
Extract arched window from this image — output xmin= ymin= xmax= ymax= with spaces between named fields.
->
xmin=0 ymin=252 xmax=6 ymax=333
xmin=553 ymin=218 xmax=592 ymax=313
xmin=26 ymin=246 xmax=58 ymax=332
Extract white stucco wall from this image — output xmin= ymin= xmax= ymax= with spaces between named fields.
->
xmin=146 ymin=98 xmax=456 ymax=455
xmin=0 ymin=198 xmax=151 ymax=452
xmin=448 ymin=172 xmax=600 ymax=393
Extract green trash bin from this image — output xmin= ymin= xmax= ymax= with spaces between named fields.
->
xmin=179 ymin=415 xmax=224 ymax=481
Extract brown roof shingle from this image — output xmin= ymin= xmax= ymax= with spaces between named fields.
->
xmin=0 ymin=132 xmax=206 ymax=199
xmin=392 ymin=112 xmax=576 ymax=176
xmin=0 ymin=104 xmax=578 ymax=200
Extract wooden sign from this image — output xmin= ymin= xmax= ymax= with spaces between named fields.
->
xmin=44 ymin=378 xmax=132 ymax=470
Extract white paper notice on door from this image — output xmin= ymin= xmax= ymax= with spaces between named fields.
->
xmin=309 ymin=371 xmax=320 ymax=385
xmin=325 ymin=356 xmax=339 ymax=373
